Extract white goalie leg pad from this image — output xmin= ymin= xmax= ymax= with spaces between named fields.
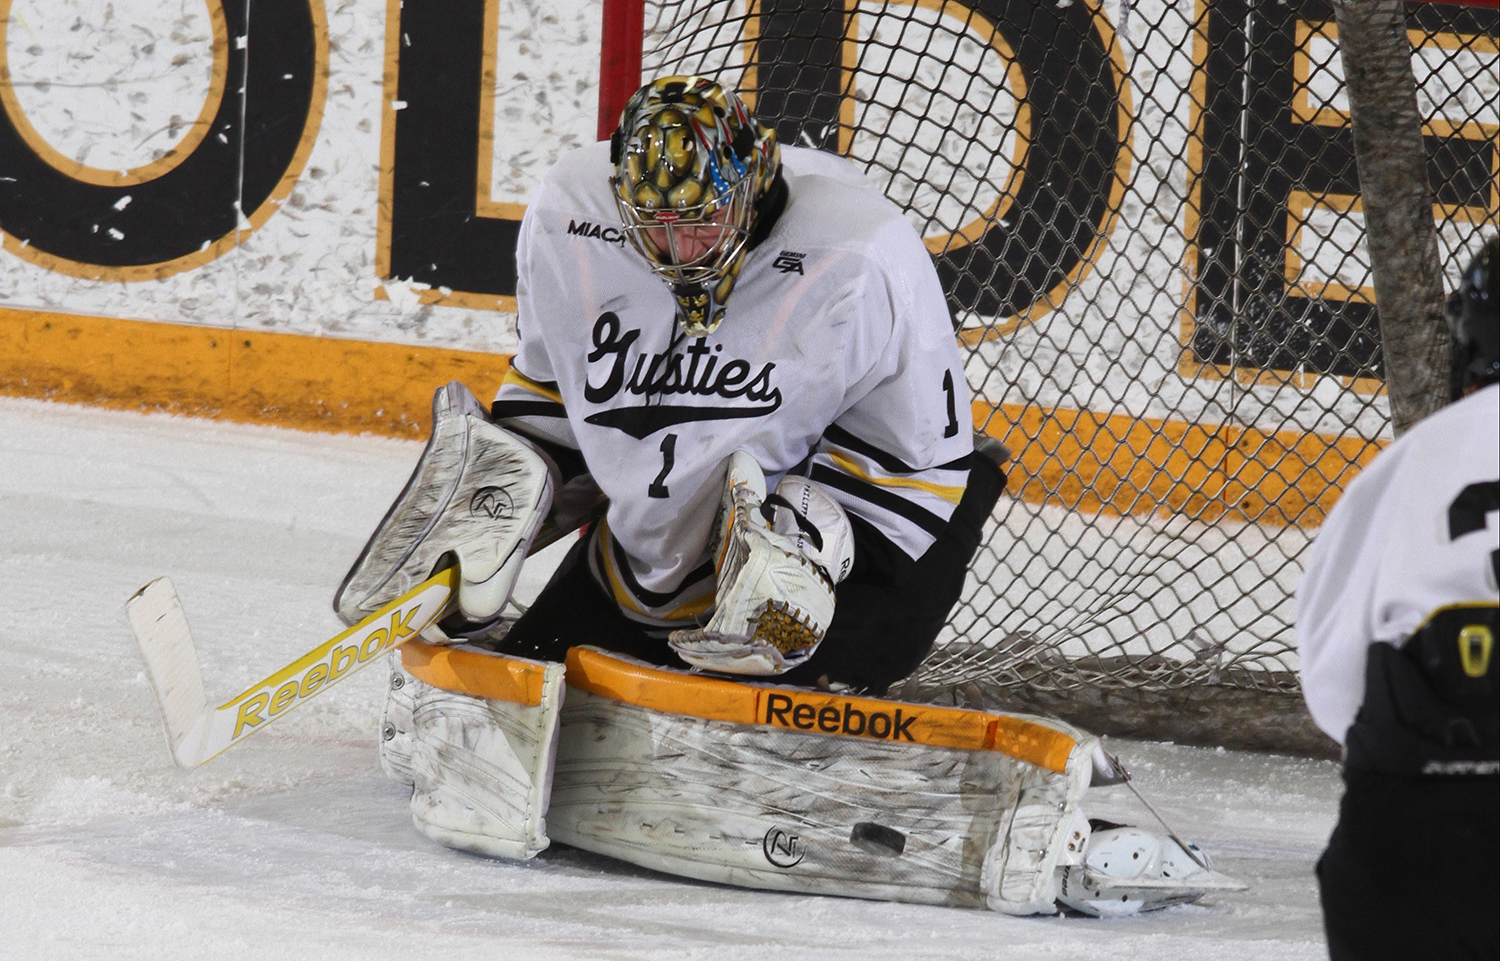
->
xmin=670 ymin=454 xmax=851 ymax=675
xmin=334 ymin=381 xmax=554 ymax=627
xmin=980 ymin=732 xmax=1095 ymax=915
xmin=404 ymin=648 xmax=566 ymax=861
xmin=548 ymin=648 xmax=1100 ymax=912
xmin=379 ymin=652 xmax=419 ymax=786
xmin=1055 ymin=826 xmax=1246 ymax=917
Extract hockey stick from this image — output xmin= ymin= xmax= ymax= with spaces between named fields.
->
xmin=127 ymin=507 xmax=602 ymax=769
xmin=128 ymin=568 xmax=459 ymax=769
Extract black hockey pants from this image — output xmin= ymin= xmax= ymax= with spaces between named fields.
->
xmin=1318 ymin=627 xmax=1500 ymax=961
xmin=489 ymin=454 xmax=1004 ymax=694
xmin=1317 ymin=769 xmax=1498 ymax=961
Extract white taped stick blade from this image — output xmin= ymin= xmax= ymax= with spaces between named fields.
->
xmin=126 ymin=578 xmax=211 ymax=768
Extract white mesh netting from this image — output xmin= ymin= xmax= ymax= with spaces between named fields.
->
xmin=632 ymin=0 xmax=1497 ymax=751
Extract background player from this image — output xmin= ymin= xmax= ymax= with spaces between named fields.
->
xmin=1297 ymin=237 xmax=1498 ymax=960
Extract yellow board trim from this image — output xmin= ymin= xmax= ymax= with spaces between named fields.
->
xmin=0 ymin=306 xmax=1384 ymax=525
xmin=826 ymin=450 xmax=966 ymax=504
xmin=401 ymin=639 xmax=553 ymax=706
xmin=974 ymin=399 xmax=1385 ymax=528
xmin=0 ymin=306 xmax=510 ymax=437
xmin=563 ymin=646 xmax=1077 ymax=773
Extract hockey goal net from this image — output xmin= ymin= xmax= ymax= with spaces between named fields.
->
xmin=600 ymin=0 xmax=1498 ymax=752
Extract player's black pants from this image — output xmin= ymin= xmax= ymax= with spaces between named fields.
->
xmin=490 ymin=456 xmax=1004 ymax=694
xmin=1317 ymin=769 xmax=1498 ymax=961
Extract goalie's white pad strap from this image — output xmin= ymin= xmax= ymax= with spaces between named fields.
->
xmin=335 ymin=381 xmax=554 ymax=626
xmin=379 ymin=653 xmax=419 ymax=786
xmin=765 ymin=474 xmax=855 ymax=585
xmin=385 ymin=643 xmax=565 ymax=861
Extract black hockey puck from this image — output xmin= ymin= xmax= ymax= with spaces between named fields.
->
xmin=850 ymin=822 xmax=906 ymax=857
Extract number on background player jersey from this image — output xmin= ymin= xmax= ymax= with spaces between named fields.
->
xmin=1448 ymin=480 xmax=1500 ymax=582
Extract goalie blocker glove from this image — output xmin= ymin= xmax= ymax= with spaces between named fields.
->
xmin=335 ymin=382 xmax=555 ymax=630
xmin=670 ymin=451 xmax=854 ymax=675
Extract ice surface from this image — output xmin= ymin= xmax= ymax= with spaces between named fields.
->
xmin=0 ymin=396 xmax=1340 ymax=959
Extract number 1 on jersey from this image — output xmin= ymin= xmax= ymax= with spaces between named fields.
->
xmin=649 ymin=433 xmax=677 ymax=499
xmin=942 ymin=370 xmax=959 ymax=438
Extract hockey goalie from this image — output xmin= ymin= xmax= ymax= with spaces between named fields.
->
xmin=333 ymin=77 xmax=1240 ymax=916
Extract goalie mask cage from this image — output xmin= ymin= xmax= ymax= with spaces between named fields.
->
xmin=598 ymin=0 xmax=1498 ymax=753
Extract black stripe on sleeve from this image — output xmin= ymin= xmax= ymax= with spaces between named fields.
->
xmin=810 ymin=464 xmax=948 ymax=537
xmin=822 ymin=425 xmax=917 ymax=473
xmin=495 ymin=423 xmax=588 ymax=483
xmin=823 ymin=425 xmax=973 ymax=475
xmin=935 ymin=452 xmax=976 ymax=472
xmin=491 ymin=399 xmax=568 ymax=420
xmin=604 ymin=531 xmax=716 ymax=609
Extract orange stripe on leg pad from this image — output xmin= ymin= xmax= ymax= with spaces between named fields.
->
xmin=399 ymin=643 xmax=1076 ymax=770
xmin=563 ymin=647 xmax=1077 ymax=772
xmin=401 ymin=640 xmax=554 ymax=706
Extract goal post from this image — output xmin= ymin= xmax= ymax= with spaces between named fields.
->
xmin=595 ymin=0 xmax=1498 ymax=753
xmin=599 ymin=0 xmax=647 ymax=141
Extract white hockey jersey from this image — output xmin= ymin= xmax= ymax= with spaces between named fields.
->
xmin=492 ymin=143 xmax=974 ymax=623
xmin=1297 ymin=384 xmax=1500 ymax=744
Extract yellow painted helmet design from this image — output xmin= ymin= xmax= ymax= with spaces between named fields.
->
xmin=610 ymin=76 xmax=780 ymax=336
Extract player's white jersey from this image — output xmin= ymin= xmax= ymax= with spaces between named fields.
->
xmin=1297 ymin=384 xmax=1500 ymax=744
xmin=493 ymin=143 xmax=974 ymax=623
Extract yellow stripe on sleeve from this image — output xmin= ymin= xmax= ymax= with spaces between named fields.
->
xmin=826 ymin=451 xmax=966 ymax=505
xmin=595 ymin=521 xmax=649 ymax=617
xmin=502 ymin=367 xmax=564 ymax=404
xmin=597 ymin=520 xmax=715 ymax=622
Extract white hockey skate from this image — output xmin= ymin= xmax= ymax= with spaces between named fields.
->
xmin=1055 ymin=822 xmax=1246 ymax=916
xmin=670 ymin=452 xmax=853 ymax=676
xmin=1045 ymin=746 xmax=1247 ymax=915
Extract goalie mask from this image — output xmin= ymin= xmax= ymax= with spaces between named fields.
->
xmin=610 ymin=76 xmax=781 ymax=336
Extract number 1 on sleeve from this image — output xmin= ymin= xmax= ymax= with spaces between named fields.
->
xmin=942 ymin=370 xmax=959 ymax=438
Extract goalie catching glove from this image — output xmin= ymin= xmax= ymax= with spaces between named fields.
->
xmin=335 ymin=382 xmax=554 ymax=631
xmin=670 ymin=451 xmax=854 ymax=675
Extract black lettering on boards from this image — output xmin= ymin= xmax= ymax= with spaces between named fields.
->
xmin=0 ymin=1 xmax=325 ymax=280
